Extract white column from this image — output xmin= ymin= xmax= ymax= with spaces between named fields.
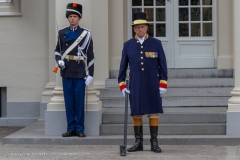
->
xmin=46 ymin=0 xmax=68 ymax=111
xmin=39 ymin=0 xmax=58 ymax=121
xmin=92 ymin=0 xmax=109 ymax=89
xmin=109 ymin=0 xmax=127 ymax=71
xmin=226 ymin=0 xmax=240 ymax=135
xmin=217 ymin=0 xmax=233 ymax=69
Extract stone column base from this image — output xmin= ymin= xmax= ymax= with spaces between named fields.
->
xmin=226 ymin=111 xmax=240 ymax=135
xmin=38 ymin=103 xmax=47 ymax=121
xmin=45 ymin=106 xmax=104 ymax=136
xmin=39 ymin=81 xmax=56 ymax=121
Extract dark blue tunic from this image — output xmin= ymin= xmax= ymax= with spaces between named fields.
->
xmin=55 ymin=26 xmax=94 ymax=78
xmin=118 ymin=36 xmax=168 ymax=116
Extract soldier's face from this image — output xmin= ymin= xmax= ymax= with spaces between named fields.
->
xmin=68 ymin=14 xmax=81 ymax=27
xmin=133 ymin=24 xmax=148 ymax=38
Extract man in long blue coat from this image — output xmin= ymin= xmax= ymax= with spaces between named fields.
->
xmin=118 ymin=12 xmax=168 ymax=153
xmin=55 ymin=3 xmax=94 ymax=138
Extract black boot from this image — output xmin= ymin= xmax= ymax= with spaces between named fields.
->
xmin=127 ymin=126 xmax=143 ymax=152
xmin=150 ymin=126 xmax=162 ymax=153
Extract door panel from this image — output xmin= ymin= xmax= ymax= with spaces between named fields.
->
xmin=174 ymin=0 xmax=216 ymax=68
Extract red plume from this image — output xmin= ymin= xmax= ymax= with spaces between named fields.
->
xmin=73 ymin=3 xmax=77 ymax=8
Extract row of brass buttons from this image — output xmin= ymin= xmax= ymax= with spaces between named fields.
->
xmin=141 ymin=46 xmax=144 ymax=71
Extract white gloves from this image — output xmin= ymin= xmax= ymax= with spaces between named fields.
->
xmin=122 ymin=88 xmax=130 ymax=97
xmin=159 ymin=88 xmax=167 ymax=96
xmin=85 ymin=76 xmax=93 ymax=86
xmin=58 ymin=60 xmax=65 ymax=69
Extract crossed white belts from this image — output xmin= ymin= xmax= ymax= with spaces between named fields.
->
xmin=55 ymin=31 xmax=94 ymax=68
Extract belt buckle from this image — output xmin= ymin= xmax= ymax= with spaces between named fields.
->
xmin=69 ymin=55 xmax=74 ymax=60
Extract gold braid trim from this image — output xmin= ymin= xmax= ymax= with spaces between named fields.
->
xmin=135 ymin=33 xmax=149 ymax=41
xmin=119 ymin=82 xmax=126 ymax=87
xmin=160 ymin=80 xmax=168 ymax=84
xmin=145 ymin=34 xmax=149 ymax=40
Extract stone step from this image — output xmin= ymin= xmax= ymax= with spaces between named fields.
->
xmin=100 ymin=87 xmax=232 ymax=98
xmin=4 ymin=122 xmax=240 ymax=145
xmin=109 ymin=69 xmax=233 ymax=79
xmin=0 ymin=117 xmax=38 ymax=126
xmin=101 ymin=97 xmax=229 ymax=108
xmin=105 ymin=78 xmax=234 ymax=88
xmin=102 ymin=107 xmax=226 ymax=124
xmin=100 ymin=124 xmax=226 ymax=135
xmin=5 ymin=134 xmax=240 ymax=145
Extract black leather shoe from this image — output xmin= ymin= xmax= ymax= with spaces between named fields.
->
xmin=76 ymin=132 xmax=86 ymax=137
xmin=62 ymin=131 xmax=77 ymax=137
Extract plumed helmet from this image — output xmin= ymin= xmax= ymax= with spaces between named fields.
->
xmin=66 ymin=3 xmax=82 ymax=18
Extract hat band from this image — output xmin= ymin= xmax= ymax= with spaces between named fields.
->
xmin=132 ymin=20 xmax=149 ymax=26
xmin=66 ymin=9 xmax=82 ymax=17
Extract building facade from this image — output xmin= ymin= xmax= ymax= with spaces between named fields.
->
xmin=0 ymin=0 xmax=239 ymax=135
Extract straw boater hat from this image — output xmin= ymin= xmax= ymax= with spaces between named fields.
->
xmin=66 ymin=3 xmax=82 ymax=18
xmin=131 ymin=12 xmax=149 ymax=26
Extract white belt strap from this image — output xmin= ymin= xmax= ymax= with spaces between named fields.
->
xmin=61 ymin=30 xmax=88 ymax=60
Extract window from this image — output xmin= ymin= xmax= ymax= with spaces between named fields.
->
xmin=0 ymin=0 xmax=21 ymax=16
xmin=0 ymin=0 xmax=12 ymax=2
xmin=132 ymin=0 xmax=167 ymax=37
xmin=178 ymin=0 xmax=213 ymax=37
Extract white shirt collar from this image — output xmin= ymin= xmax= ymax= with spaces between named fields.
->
xmin=137 ymin=34 xmax=146 ymax=44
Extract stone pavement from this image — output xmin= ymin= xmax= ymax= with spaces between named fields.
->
xmin=1 ymin=126 xmax=240 ymax=160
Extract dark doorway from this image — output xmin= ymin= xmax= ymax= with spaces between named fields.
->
xmin=0 ymin=88 xmax=1 ymax=117
xmin=0 ymin=88 xmax=7 ymax=117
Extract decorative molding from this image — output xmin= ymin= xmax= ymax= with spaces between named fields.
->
xmin=93 ymin=81 xmax=105 ymax=89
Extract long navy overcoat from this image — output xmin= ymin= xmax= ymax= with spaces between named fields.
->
xmin=118 ymin=36 xmax=168 ymax=116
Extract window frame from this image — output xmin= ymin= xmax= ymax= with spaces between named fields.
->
xmin=0 ymin=0 xmax=21 ymax=17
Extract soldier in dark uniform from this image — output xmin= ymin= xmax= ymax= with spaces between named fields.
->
xmin=55 ymin=3 xmax=94 ymax=137
xmin=118 ymin=12 xmax=168 ymax=153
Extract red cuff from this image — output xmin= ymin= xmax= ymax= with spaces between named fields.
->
xmin=120 ymin=85 xmax=127 ymax=91
xmin=159 ymin=80 xmax=168 ymax=89
xmin=119 ymin=81 xmax=126 ymax=91
xmin=159 ymin=83 xmax=167 ymax=89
